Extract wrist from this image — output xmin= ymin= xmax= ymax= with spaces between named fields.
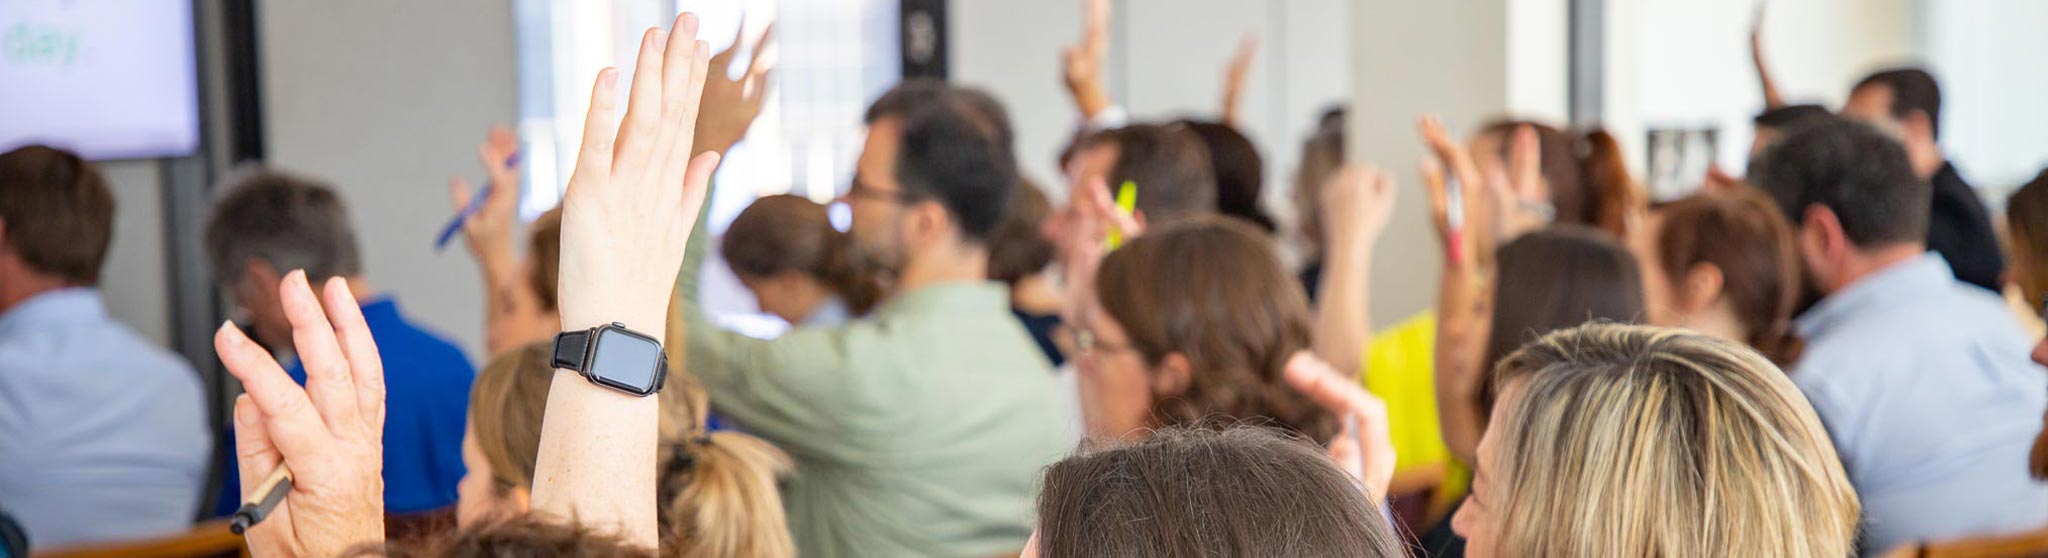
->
xmin=559 ymin=309 xmax=667 ymax=341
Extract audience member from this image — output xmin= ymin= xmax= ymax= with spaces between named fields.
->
xmin=1749 ymin=104 xmax=1832 ymax=158
xmin=205 ymin=168 xmax=475 ymax=519
xmin=1181 ymin=120 xmax=1277 ymax=233
xmin=1469 ymin=121 xmax=1640 ymax=238
xmin=1749 ymin=117 xmax=2048 ymax=550
xmin=1630 ymin=185 xmax=1802 ymax=364
xmin=1841 ymin=67 xmax=2005 ymax=292
xmin=1454 ymin=323 xmax=1860 ymax=557
xmin=720 ymin=194 xmax=877 ymax=327
xmin=1293 ymin=107 xmax=1348 ymax=299
xmin=673 ymin=80 xmax=1070 ymax=557
xmin=988 ymin=181 xmax=1066 ymax=367
xmin=1026 ymin=426 xmax=1405 ymax=558
xmin=1077 ymin=216 xmax=1337 ymax=441
xmin=458 ymin=342 xmax=796 ymax=558
xmin=2001 ymin=167 xmax=2048 ymax=322
xmin=1065 ymin=123 xmax=1220 ymax=228
xmin=447 ymin=126 xmax=563 ymax=354
xmin=0 ymin=145 xmax=211 ymax=547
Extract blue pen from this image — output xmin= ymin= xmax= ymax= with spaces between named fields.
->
xmin=435 ymin=151 xmax=522 ymax=251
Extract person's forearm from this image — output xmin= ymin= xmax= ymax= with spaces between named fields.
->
xmin=531 ymin=306 xmax=666 ymax=548
xmin=1753 ymin=48 xmax=1784 ymax=110
xmin=1433 ymin=264 xmax=1487 ymax=467
xmin=1314 ymin=228 xmax=1374 ymax=379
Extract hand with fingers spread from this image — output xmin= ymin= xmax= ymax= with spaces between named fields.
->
xmin=218 ymin=271 xmax=386 ymax=558
xmin=1283 ymin=351 xmax=1397 ymax=501
xmin=1220 ymin=33 xmax=1259 ymax=126
xmin=694 ymin=17 xmax=777 ymax=157
xmin=533 ymin=12 xmax=720 ymax=548
xmin=1494 ymin=124 xmax=1554 ymax=241
xmin=1061 ymin=0 xmax=1112 ymax=119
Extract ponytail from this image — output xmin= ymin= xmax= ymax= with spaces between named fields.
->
xmin=657 ymin=432 xmax=796 ymax=558
xmin=821 ymin=230 xmax=886 ymax=315
xmin=1574 ymin=129 xmax=1642 ymax=238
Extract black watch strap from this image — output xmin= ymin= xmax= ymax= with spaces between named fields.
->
xmin=552 ymin=328 xmax=593 ymax=372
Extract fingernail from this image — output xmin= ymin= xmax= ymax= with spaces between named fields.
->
xmin=218 ymin=321 xmax=243 ymax=346
xmin=288 ymin=269 xmax=308 ymax=289
xmin=652 ymin=30 xmax=668 ymax=50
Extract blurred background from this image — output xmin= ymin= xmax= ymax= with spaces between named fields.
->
xmin=2 ymin=0 xmax=2044 ymax=392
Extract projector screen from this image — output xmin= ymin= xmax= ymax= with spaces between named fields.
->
xmin=0 ymin=0 xmax=201 ymax=160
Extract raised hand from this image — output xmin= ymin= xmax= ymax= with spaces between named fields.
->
xmin=1320 ymin=163 xmax=1397 ymax=246
xmin=1493 ymin=124 xmax=1553 ymax=241
xmin=1418 ymin=115 xmax=1486 ymax=269
xmin=694 ymin=16 xmax=777 ymax=157
xmin=1061 ymin=0 xmax=1112 ymax=119
xmin=1283 ymin=352 xmax=1397 ymax=501
xmin=448 ymin=125 xmax=523 ymax=269
xmin=555 ymin=14 xmax=721 ymax=335
xmin=1220 ymin=32 xmax=1259 ymax=126
xmin=218 ymin=271 xmax=386 ymax=558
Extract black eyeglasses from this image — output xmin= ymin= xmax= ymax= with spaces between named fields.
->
xmin=842 ymin=177 xmax=916 ymax=205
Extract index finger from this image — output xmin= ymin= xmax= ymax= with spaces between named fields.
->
xmin=743 ymin=22 xmax=778 ymax=80
xmin=1283 ymin=351 xmax=1374 ymax=416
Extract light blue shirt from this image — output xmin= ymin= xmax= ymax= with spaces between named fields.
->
xmin=0 ymin=288 xmax=211 ymax=548
xmin=1792 ymin=254 xmax=2048 ymax=551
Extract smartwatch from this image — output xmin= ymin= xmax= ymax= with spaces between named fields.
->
xmin=552 ymin=322 xmax=669 ymax=397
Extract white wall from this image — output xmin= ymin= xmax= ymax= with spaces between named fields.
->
xmin=98 ymin=159 xmax=172 ymax=346
xmin=258 ymin=2 xmax=519 ymax=360
xmin=1926 ymin=0 xmax=2048 ymax=194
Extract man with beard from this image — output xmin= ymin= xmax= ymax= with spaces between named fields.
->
xmin=1749 ymin=117 xmax=2048 ymax=552
xmin=670 ymin=80 xmax=1071 ymax=558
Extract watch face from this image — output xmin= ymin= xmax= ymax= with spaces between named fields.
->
xmin=588 ymin=326 xmax=663 ymax=395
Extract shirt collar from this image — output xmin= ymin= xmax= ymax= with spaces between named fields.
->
xmin=1794 ymin=253 xmax=1949 ymax=337
xmin=0 ymin=287 xmax=105 ymax=334
xmin=871 ymin=281 xmax=1010 ymax=319
xmin=799 ymin=296 xmax=852 ymax=327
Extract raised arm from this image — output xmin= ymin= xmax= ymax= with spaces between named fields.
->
xmin=1751 ymin=4 xmax=1786 ymax=110
xmin=530 ymin=13 xmax=721 ymax=548
xmin=1219 ymin=33 xmax=1258 ymax=127
xmin=1061 ymin=0 xmax=1112 ymax=121
xmin=1312 ymin=164 xmax=1396 ymax=379
xmin=448 ymin=126 xmax=533 ymax=354
xmin=1418 ymin=116 xmax=1493 ymax=468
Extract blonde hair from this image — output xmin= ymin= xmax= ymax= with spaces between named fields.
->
xmin=469 ymin=342 xmax=555 ymax=493
xmin=1482 ymin=323 xmax=1859 ymax=558
xmin=656 ymin=367 xmax=796 ymax=558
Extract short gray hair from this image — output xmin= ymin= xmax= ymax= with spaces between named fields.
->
xmin=204 ymin=166 xmax=363 ymax=284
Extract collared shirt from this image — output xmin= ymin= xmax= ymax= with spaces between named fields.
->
xmin=1792 ymin=254 xmax=2048 ymax=551
xmin=0 ymin=288 xmax=210 ymax=548
xmin=674 ymin=203 xmax=1074 ymax=558
xmin=1927 ymin=162 xmax=2004 ymax=293
xmin=213 ymin=297 xmax=473 ymax=516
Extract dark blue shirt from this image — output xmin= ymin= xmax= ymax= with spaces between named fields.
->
xmin=215 ymin=297 xmax=474 ymax=515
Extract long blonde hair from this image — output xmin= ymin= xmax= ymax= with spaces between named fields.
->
xmin=655 ymin=369 xmax=796 ymax=558
xmin=1483 ymin=323 xmax=1859 ymax=558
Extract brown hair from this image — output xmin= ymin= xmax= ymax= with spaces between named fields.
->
xmin=1034 ymin=425 xmax=1406 ymax=558
xmin=467 ymin=342 xmax=554 ymax=494
xmin=1482 ymin=226 xmax=1645 ymax=407
xmin=527 ymin=208 xmax=563 ymax=311
xmin=1293 ymin=108 xmax=1346 ymax=257
xmin=987 ymin=179 xmax=1056 ymax=285
xmin=720 ymin=194 xmax=880 ymax=314
xmin=349 ymin=514 xmax=656 ymax=558
xmin=1653 ymin=186 xmax=1803 ymax=365
xmin=1094 ymin=217 xmax=1337 ymax=443
xmin=1180 ymin=120 xmax=1275 ymax=233
xmin=657 ymin=370 xmax=796 ymax=558
xmin=1479 ymin=121 xmax=1641 ymax=237
xmin=1080 ymin=123 xmax=1219 ymax=226
xmin=0 ymin=145 xmax=114 ymax=285
xmin=2004 ymin=168 xmax=2048 ymax=313
xmin=1483 ymin=324 xmax=1859 ymax=558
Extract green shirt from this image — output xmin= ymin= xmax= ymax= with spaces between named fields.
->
xmin=675 ymin=202 xmax=1073 ymax=557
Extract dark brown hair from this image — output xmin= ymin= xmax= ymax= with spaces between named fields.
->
xmin=349 ymin=514 xmax=655 ymax=558
xmin=988 ymin=179 xmax=1056 ymax=285
xmin=0 ymin=145 xmax=114 ymax=285
xmin=2004 ymin=168 xmax=2048 ymax=312
xmin=1479 ymin=121 xmax=1640 ymax=237
xmin=1080 ymin=123 xmax=1219 ymax=226
xmin=720 ymin=194 xmax=880 ymax=314
xmin=1854 ymin=67 xmax=1943 ymax=139
xmin=1654 ymin=186 xmax=1803 ymax=365
xmin=1095 ymin=217 xmax=1337 ymax=443
xmin=527 ymin=208 xmax=562 ymax=311
xmin=1034 ymin=425 xmax=1406 ymax=558
xmin=1180 ymin=120 xmax=1274 ymax=233
xmin=204 ymin=166 xmax=364 ymax=283
xmin=1482 ymin=225 xmax=1645 ymax=407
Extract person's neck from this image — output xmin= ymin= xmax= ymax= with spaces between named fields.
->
xmin=1830 ymin=244 xmax=1927 ymax=294
xmin=1011 ymin=272 xmax=1064 ymax=314
xmin=893 ymin=244 xmax=990 ymax=295
xmin=1684 ymin=304 xmax=1748 ymax=347
xmin=0 ymin=268 xmax=77 ymax=314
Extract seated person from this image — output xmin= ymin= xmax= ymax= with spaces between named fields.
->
xmin=205 ymin=168 xmax=475 ymax=518
xmin=0 ymin=145 xmax=210 ymax=547
xmin=987 ymin=181 xmax=1065 ymax=367
xmin=1630 ymin=185 xmax=1802 ymax=364
xmin=720 ymin=194 xmax=878 ymax=327
xmin=1749 ymin=117 xmax=2048 ymax=549
xmin=456 ymin=343 xmax=795 ymax=558
xmin=1842 ymin=68 xmax=2004 ymax=293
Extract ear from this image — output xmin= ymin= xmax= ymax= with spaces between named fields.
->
xmin=1680 ymin=262 xmax=1726 ymax=313
xmin=242 ymin=259 xmax=284 ymax=297
xmin=1152 ymin=352 xmax=1193 ymax=398
xmin=1799 ymin=205 xmax=1847 ymax=288
xmin=906 ymin=199 xmax=951 ymax=244
xmin=1904 ymin=109 xmax=1937 ymax=144
xmin=510 ymin=486 xmax=533 ymax=513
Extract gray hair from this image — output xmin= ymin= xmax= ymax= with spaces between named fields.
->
xmin=204 ymin=165 xmax=363 ymax=284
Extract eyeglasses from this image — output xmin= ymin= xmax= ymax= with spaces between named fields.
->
xmin=1058 ymin=326 xmax=1137 ymax=358
xmin=842 ymin=177 xmax=916 ymax=205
